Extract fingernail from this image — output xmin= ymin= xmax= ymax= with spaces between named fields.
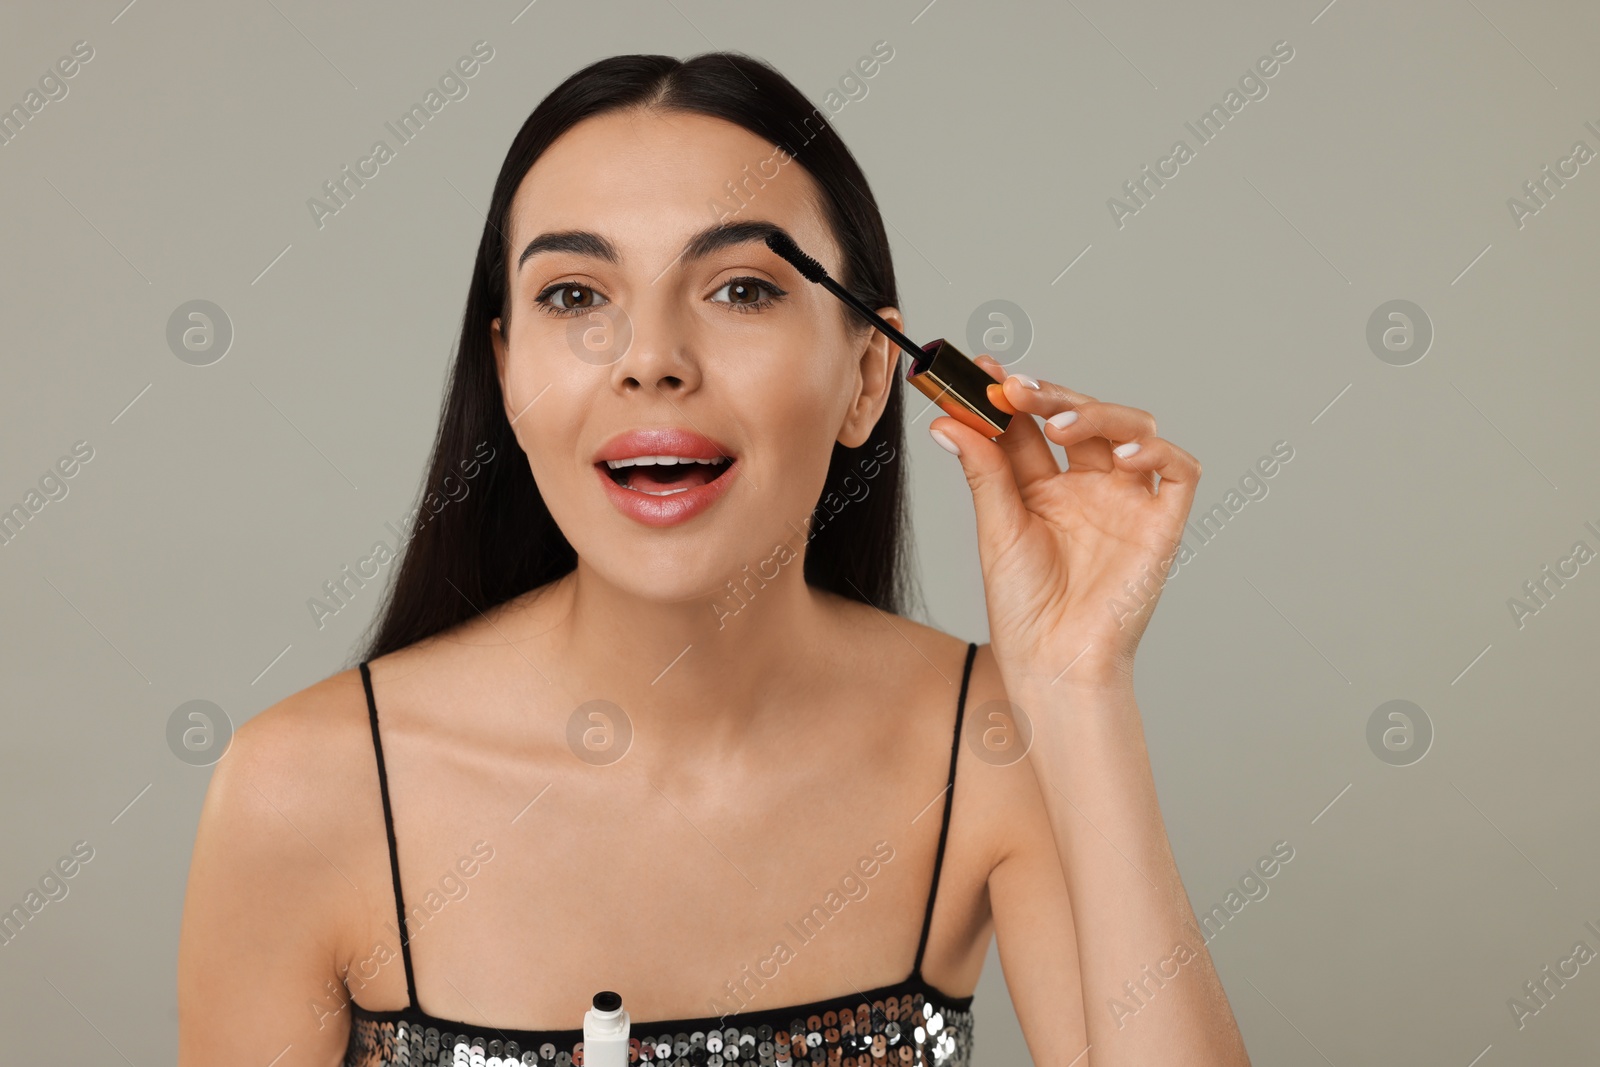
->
xmin=1047 ymin=410 xmax=1079 ymax=429
xmin=1009 ymin=374 xmax=1040 ymax=390
xmin=929 ymin=427 xmax=961 ymax=456
xmin=1113 ymin=441 xmax=1142 ymax=458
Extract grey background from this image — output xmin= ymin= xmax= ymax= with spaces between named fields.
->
xmin=3 ymin=0 xmax=1598 ymax=1062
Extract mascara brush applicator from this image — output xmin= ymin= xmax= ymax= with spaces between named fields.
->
xmin=763 ymin=232 xmax=1014 ymax=437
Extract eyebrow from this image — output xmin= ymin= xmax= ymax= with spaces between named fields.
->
xmin=515 ymin=219 xmax=796 ymax=273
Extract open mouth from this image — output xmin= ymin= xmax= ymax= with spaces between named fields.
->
xmin=599 ymin=454 xmax=735 ymax=496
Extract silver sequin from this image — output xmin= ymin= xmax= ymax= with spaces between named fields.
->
xmin=344 ymin=990 xmax=976 ymax=1067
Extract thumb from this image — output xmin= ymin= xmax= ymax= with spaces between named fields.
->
xmin=929 ymin=415 xmax=1030 ymax=546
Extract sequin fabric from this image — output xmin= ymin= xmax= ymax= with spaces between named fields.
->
xmin=343 ymin=988 xmax=976 ymax=1066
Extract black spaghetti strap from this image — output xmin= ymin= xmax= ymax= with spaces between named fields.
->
xmin=912 ymin=640 xmax=978 ymax=980
xmin=359 ymin=661 xmax=419 ymax=1010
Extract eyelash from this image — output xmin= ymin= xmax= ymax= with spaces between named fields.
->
xmin=533 ymin=277 xmax=786 ymax=318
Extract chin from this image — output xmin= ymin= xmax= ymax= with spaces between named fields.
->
xmin=580 ymin=541 xmax=744 ymax=606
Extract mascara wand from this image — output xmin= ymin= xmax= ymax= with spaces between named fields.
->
xmin=763 ymin=232 xmax=1013 ymax=437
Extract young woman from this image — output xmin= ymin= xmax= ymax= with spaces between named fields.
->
xmin=178 ymin=52 xmax=1248 ymax=1067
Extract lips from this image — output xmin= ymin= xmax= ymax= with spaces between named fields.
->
xmin=594 ymin=427 xmax=733 ymax=464
xmin=593 ymin=427 xmax=738 ymax=527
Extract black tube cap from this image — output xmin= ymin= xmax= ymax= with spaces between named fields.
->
xmin=592 ymin=990 xmax=623 ymax=1012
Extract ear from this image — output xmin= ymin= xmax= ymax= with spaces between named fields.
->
xmin=837 ymin=306 xmax=901 ymax=448
xmin=490 ymin=314 xmax=514 ymax=424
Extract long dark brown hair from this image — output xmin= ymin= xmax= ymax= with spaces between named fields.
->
xmin=356 ymin=51 xmax=920 ymax=664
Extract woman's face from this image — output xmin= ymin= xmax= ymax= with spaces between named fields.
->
xmin=491 ymin=107 xmax=898 ymax=603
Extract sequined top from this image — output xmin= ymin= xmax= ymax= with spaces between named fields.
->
xmin=346 ymin=643 xmax=979 ymax=1067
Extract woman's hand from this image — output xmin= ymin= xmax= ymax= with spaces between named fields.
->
xmin=928 ymin=354 xmax=1202 ymax=690
xmin=935 ymin=359 xmax=1251 ymax=1065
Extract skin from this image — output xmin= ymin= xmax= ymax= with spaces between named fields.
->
xmin=178 ymin=106 xmax=1245 ymax=1065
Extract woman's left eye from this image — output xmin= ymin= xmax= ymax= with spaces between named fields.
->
xmin=711 ymin=276 xmax=785 ymax=312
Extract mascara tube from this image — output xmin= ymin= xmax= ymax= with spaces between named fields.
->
xmin=583 ymin=990 xmax=630 ymax=1067
xmin=907 ymin=338 xmax=1017 ymax=437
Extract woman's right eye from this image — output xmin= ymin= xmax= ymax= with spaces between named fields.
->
xmin=535 ymin=283 xmax=609 ymax=317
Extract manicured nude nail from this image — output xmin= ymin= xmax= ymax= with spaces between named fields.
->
xmin=1010 ymin=374 xmax=1040 ymax=389
xmin=1047 ymin=411 xmax=1079 ymax=429
xmin=1113 ymin=441 xmax=1142 ymax=458
xmin=930 ymin=427 xmax=961 ymax=456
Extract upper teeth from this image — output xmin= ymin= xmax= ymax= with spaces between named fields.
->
xmin=604 ymin=455 xmax=726 ymax=470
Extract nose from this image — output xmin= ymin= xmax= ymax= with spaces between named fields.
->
xmin=608 ymin=292 xmax=702 ymax=397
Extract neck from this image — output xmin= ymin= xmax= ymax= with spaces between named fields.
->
xmin=514 ymin=554 xmax=833 ymax=764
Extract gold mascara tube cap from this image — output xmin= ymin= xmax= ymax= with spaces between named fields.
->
xmin=906 ymin=339 xmax=1015 ymax=437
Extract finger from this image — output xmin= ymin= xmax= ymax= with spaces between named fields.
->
xmin=1041 ymin=399 xmax=1158 ymax=474
xmin=971 ymin=356 xmax=1062 ymax=491
xmin=927 ymin=413 xmax=1031 ymax=549
xmin=1105 ymin=436 xmax=1202 ymax=501
xmin=976 ymin=356 xmax=1113 ymax=472
xmin=978 ymin=354 xmax=1100 ymax=416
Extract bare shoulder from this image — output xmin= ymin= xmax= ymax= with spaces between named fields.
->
xmin=954 ymin=642 xmax=1056 ymax=877
xmin=823 ymin=596 xmax=1045 ymax=878
xmin=179 ymin=663 xmax=397 ymax=1057
xmin=215 ymin=664 xmax=377 ymax=823
xmin=188 ymin=663 xmax=383 ymax=915
xmin=819 ymin=592 xmax=972 ymax=682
